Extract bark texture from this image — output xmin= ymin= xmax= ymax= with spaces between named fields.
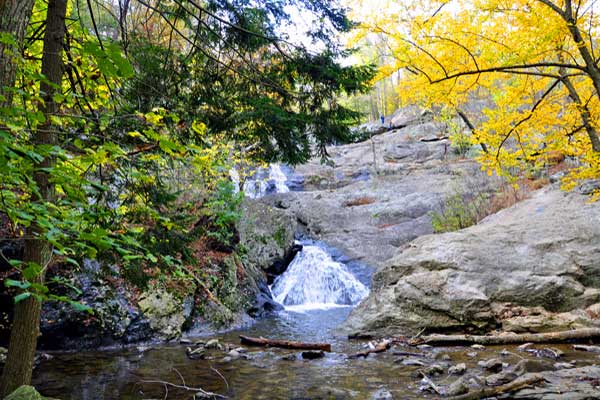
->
xmin=0 ymin=0 xmax=36 ymax=107
xmin=0 ymin=0 xmax=67 ymax=395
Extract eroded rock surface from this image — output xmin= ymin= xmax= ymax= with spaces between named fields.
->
xmin=344 ymin=187 xmax=600 ymax=336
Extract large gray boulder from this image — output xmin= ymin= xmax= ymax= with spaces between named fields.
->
xmin=344 ymin=187 xmax=600 ymax=337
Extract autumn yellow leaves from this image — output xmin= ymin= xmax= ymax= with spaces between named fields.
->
xmin=346 ymin=0 xmax=600 ymax=198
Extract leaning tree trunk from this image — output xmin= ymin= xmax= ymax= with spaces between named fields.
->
xmin=0 ymin=0 xmax=36 ymax=107
xmin=0 ymin=0 xmax=67 ymax=396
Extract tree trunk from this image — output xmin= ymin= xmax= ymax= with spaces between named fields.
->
xmin=0 ymin=0 xmax=36 ymax=107
xmin=0 ymin=0 xmax=67 ymax=395
xmin=559 ymin=72 xmax=600 ymax=152
xmin=239 ymin=335 xmax=332 ymax=352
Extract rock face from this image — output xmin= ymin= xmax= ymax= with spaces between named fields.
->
xmin=266 ymin=112 xmax=498 ymax=269
xmin=138 ymin=289 xmax=192 ymax=340
xmin=344 ymin=187 xmax=600 ymax=337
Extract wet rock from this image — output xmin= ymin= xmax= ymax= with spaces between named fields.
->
xmin=485 ymin=370 xmax=518 ymax=386
xmin=227 ymin=350 xmax=241 ymax=359
xmin=281 ymin=353 xmax=297 ymax=361
xmin=370 ymin=388 xmax=393 ymax=400
xmin=204 ymin=339 xmax=221 ymax=349
xmin=448 ymin=363 xmax=467 ymax=375
xmin=447 ymin=376 xmax=469 ymax=396
xmin=512 ymin=359 xmax=555 ymax=374
xmin=179 ymin=338 xmax=192 ymax=344
xmin=466 ymin=352 xmax=478 ymax=358
xmin=401 ymin=358 xmax=426 ymax=367
xmin=232 ymin=347 xmax=247 ymax=353
xmin=186 ymin=347 xmax=206 ymax=360
xmin=511 ymin=366 xmax=600 ymax=399
xmin=424 ymin=364 xmax=445 ymax=376
xmin=554 ymin=362 xmax=575 ymax=369
xmin=471 ymin=344 xmax=485 ymax=350
xmin=435 ymin=353 xmax=451 ymax=361
xmin=478 ymin=358 xmax=503 ymax=372
xmin=0 ymin=346 xmax=6 ymax=365
xmin=301 ymin=350 xmax=325 ymax=360
xmin=222 ymin=356 xmax=232 ymax=363
xmin=536 ymin=347 xmax=564 ymax=359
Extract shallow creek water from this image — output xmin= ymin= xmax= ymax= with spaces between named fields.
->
xmin=32 ymin=242 xmax=600 ymax=399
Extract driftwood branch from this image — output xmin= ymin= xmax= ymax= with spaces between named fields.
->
xmin=412 ymin=328 xmax=600 ymax=346
xmin=347 ymin=339 xmax=392 ymax=359
xmin=447 ymin=374 xmax=545 ymax=400
xmin=239 ymin=335 xmax=332 ymax=352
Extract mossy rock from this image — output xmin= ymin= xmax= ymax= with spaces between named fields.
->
xmin=5 ymin=386 xmax=60 ymax=400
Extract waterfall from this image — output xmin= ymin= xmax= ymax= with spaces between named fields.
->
xmin=270 ymin=244 xmax=369 ymax=311
xmin=231 ymin=164 xmax=291 ymax=198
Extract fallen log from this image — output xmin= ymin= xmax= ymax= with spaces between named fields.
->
xmin=411 ymin=328 xmax=600 ymax=346
xmin=447 ymin=374 xmax=545 ymax=400
xmin=347 ymin=339 xmax=392 ymax=359
xmin=239 ymin=335 xmax=331 ymax=352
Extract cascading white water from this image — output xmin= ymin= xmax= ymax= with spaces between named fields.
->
xmin=231 ymin=164 xmax=290 ymax=198
xmin=270 ymin=245 xmax=369 ymax=311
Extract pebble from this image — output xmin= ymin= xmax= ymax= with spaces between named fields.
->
xmin=204 ymin=339 xmax=220 ymax=349
xmin=447 ymin=376 xmax=469 ymax=396
xmin=554 ymin=362 xmax=575 ymax=369
xmin=227 ymin=350 xmax=240 ymax=359
xmin=179 ymin=338 xmax=192 ymax=345
xmin=424 ymin=364 xmax=445 ymax=376
xmin=448 ymin=363 xmax=467 ymax=375
xmin=471 ymin=344 xmax=485 ymax=350
xmin=518 ymin=342 xmax=534 ymax=351
xmin=281 ymin=353 xmax=297 ymax=361
xmin=478 ymin=358 xmax=503 ymax=372
xmin=233 ymin=347 xmax=247 ymax=354
xmin=401 ymin=358 xmax=426 ymax=367
xmin=466 ymin=352 xmax=478 ymax=358
xmin=538 ymin=347 xmax=564 ymax=359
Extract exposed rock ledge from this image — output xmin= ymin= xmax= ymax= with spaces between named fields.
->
xmin=344 ymin=187 xmax=600 ymax=337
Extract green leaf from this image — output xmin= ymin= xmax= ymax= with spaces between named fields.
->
xmin=14 ymin=292 xmax=32 ymax=303
xmin=5 ymin=279 xmax=31 ymax=290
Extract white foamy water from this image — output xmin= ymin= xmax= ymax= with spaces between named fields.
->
xmin=231 ymin=164 xmax=290 ymax=198
xmin=271 ymin=245 xmax=369 ymax=311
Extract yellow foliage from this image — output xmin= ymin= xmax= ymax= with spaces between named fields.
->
xmin=346 ymin=0 xmax=600 ymax=195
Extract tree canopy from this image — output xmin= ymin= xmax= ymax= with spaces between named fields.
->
xmin=346 ymin=0 xmax=600 ymax=197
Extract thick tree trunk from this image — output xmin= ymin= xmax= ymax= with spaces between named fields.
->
xmin=0 ymin=0 xmax=67 ymax=396
xmin=0 ymin=0 xmax=36 ymax=107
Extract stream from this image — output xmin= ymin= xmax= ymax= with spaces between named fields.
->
xmin=30 ymin=167 xmax=600 ymax=399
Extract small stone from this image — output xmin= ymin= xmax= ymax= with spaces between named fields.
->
xmin=538 ymin=347 xmax=564 ymax=359
xmin=301 ymin=350 xmax=325 ymax=360
xmin=518 ymin=342 xmax=534 ymax=351
xmin=204 ymin=339 xmax=220 ymax=349
xmin=500 ymin=348 xmax=510 ymax=357
xmin=418 ymin=344 xmax=432 ymax=350
xmin=179 ymin=338 xmax=192 ymax=345
xmin=486 ymin=371 xmax=518 ymax=386
xmin=471 ymin=344 xmax=485 ymax=350
xmin=554 ymin=362 xmax=575 ymax=369
xmin=448 ymin=363 xmax=467 ymax=375
xmin=401 ymin=358 xmax=425 ymax=367
xmin=466 ymin=352 xmax=477 ymax=358
xmin=233 ymin=347 xmax=247 ymax=354
xmin=424 ymin=364 xmax=445 ymax=376
xmin=222 ymin=356 xmax=232 ymax=362
xmin=371 ymin=388 xmax=393 ymax=400
xmin=227 ymin=350 xmax=240 ymax=359
xmin=478 ymin=358 xmax=503 ymax=373
xmin=435 ymin=353 xmax=451 ymax=361
xmin=447 ymin=377 xmax=469 ymax=396
xmin=194 ymin=340 xmax=206 ymax=346
xmin=281 ymin=353 xmax=297 ymax=361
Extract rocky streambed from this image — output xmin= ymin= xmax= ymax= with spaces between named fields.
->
xmin=10 ymin=107 xmax=600 ymax=398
